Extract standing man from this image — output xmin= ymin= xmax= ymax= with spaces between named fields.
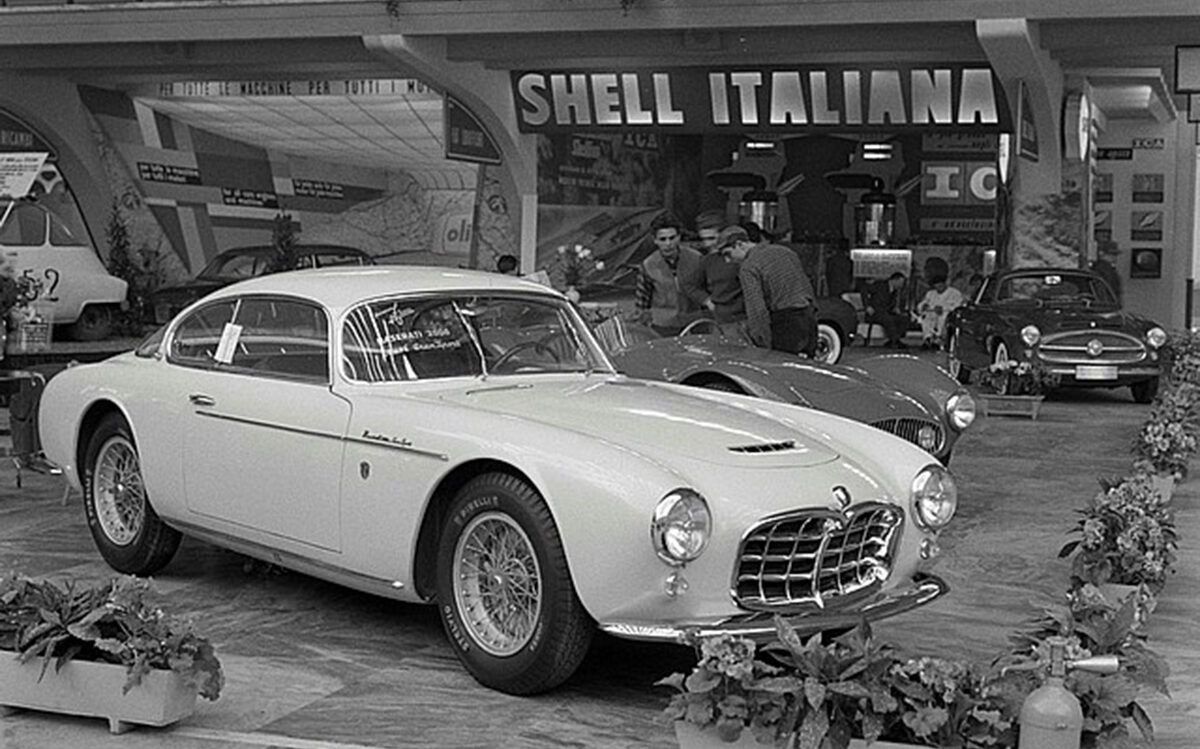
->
xmin=864 ymin=271 xmax=911 ymax=348
xmin=682 ymin=222 xmax=746 ymax=338
xmin=719 ymin=225 xmax=818 ymax=356
xmin=634 ymin=213 xmax=703 ymax=336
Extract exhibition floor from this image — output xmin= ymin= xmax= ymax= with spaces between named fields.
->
xmin=0 ymin=371 xmax=1195 ymax=748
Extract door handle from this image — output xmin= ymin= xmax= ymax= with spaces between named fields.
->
xmin=189 ymin=393 xmax=216 ymax=407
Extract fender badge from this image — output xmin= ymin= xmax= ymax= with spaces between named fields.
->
xmin=832 ymin=485 xmax=851 ymax=510
xmin=359 ymin=461 xmax=371 ymax=480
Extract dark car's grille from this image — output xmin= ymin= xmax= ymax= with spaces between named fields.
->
xmin=734 ymin=503 xmax=901 ymax=611
xmin=870 ymin=417 xmax=945 ymax=454
xmin=1038 ymin=331 xmax=1147 ymax=365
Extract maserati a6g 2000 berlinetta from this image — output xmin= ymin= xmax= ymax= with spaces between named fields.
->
xmin=40 ymin=267 xmax=958 ymax=694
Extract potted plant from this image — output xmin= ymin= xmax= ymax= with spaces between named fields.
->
xmin=0 ymin=574 xmax=224 ymax=733
xmin=997 ymin=587 xmax=1169 ymax=747
xmin=1058 ymin=474 xmax=1178 ymax=599
xmin=658 ymin=618 xmax=903 ymax=749
xmin=881 ymin=656 xmax=1014 ymax=748
xmin=1130 ymin=381 xmax=1199 ymax=496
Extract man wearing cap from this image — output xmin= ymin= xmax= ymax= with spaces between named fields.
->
xmin=683 ymin=223 xmax=747 ymax=338
xmin=721 ymin=226 xmax=818 ymax=356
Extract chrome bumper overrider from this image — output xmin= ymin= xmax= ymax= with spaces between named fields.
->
xmin=598 ymin=572 xmax=948 ymax=642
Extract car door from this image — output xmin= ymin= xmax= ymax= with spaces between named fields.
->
xmin=952 ymin=279 xmax=999 ymax=371
xmin=172 ymin=295 xmax=350 ymax=552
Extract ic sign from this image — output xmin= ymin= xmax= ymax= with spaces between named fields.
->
xmin=921 ymin=161 xmax=997 ymax=205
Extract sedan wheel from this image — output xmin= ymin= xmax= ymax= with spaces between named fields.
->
xmin=1131 ymin=377 xmax=1159 ymax=404
xmin=436 ymin=472 xmax=592 ymax=694
xmin=67 ymin=305 xmax=114 ymax=342
xmin=992 ymin=341 xmax=1012 ymax=395
xmin=946 ymin=330 xmax=971 ymax=384
xmin=84 ymin=413 xmax=181 ymax=575
xmin=814 ymin=323 xmax=843 ymax=364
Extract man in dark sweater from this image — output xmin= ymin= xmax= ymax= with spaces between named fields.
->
xmin=863 ymin=271 xmax=911 ymax=348
xmin=719 ymin=225 xmax=817 ymax=356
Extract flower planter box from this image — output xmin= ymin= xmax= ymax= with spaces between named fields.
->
xmin=980 ymin=394 xmax=1044 ymax=419
xmin=0 ymin=655 xmax=197 ymax=734
xmin=674 ymin=723 xmax=921 ymax=749
xmin=1148 ymin=472 xmax=1176 ymax=503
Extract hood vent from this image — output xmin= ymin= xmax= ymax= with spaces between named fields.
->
xmin=728 ymin=440 xmax=797 ymax=454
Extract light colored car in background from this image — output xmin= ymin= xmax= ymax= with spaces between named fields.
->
xmin=39 ymin=266 xmax=958 ymax=695
xmin=0 ymin=197 xmax=127 ymax=341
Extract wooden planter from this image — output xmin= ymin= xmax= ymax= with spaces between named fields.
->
xmin=0 ymin=654 xmax=197 ymax=734
xmin=980 ymin=394 xmax=1045 ymax=420
xmin=1148 ymin=472 xmax=1176 ymax=503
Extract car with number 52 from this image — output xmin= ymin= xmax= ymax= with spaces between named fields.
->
xmin=39 ymin=266 xmax=959 ymax=695
xmin=944 ymin=267 xmax=1166 ymax=403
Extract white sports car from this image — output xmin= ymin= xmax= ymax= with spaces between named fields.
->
xmin=39 ymin=266 xmax=958 ymax=695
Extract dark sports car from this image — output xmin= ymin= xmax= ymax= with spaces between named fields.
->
xmin=943 ymin=268 xmax=1166 ymax=403
xmin=597 ymin=317 xmax=976 ymax=464
xmin=148 ymin=244 xmax=375 ymax=324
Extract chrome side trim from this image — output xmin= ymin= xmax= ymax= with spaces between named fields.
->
xmin=194 ymin=410 xmax=448 ymax=461
xmin=599 ymin=573 xmax=947 ymax=643
xmin=167 ymin=518 xmax=408 ymax=598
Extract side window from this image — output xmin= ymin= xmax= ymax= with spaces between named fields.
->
xmin=0 ymin=203 xmax=47 ymax=247
xmin=343 ymin=297 xmax=482 ymax=382
xmin=168 ymin=301 xmax=237 ymax=367
xmin=228 ymin=298 xmax=329 ymax=381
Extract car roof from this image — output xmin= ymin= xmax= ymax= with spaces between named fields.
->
xmin=205 ymin=265 xmax=563 ymax=311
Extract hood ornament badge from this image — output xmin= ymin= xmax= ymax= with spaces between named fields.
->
xmin=832 ymin=485 xmax=851 ymax=510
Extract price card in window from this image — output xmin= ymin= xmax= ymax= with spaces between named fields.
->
xmin=214 ymin=323 xmax=243 ymax=364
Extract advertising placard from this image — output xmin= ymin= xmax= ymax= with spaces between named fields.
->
xmin=0 ymin=152 xmax=48 ymax=198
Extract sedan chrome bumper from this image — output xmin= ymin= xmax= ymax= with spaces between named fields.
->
xmin=598 ymin=572 xmax=947 ymax=643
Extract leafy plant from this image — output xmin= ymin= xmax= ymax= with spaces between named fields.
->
xmin=0 ymin=575 xmax=223 ymax=701
xmin=1058 ymin=474 xmax=1178 ymax=592
xmin=266 ymin=211 xmax=302 ymax=273
xmin=998 ymin=588 xmax=1169 ymax=746
xmin=1131 ymin=381 xmax=1200 ymax=479
xmin=105 ymin=205 xmax=167 ymax=336
xmin=546 ymin=243 xmax=605 ymax=299
xmin=658 ymin=619 xmax=901 ymax=749
xmin=883 ymin=656 xmax=1014 ymax=748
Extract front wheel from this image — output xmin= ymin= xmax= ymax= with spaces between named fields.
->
xmin=83 ymin=413 xmax=181 ymax=575
xmin=1131 ymin=377 xmax=1159 ymax=404
xmin=436 ymin=472 xmax=593 ymax=694
xmin=814 ymin=323 xmax=844 ymax=364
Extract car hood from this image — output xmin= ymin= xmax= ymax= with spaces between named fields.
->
xmin=997 ymin=304 xmax=1149 ymax=335
xmin=434 ymin=376 xmax=841 ymax=468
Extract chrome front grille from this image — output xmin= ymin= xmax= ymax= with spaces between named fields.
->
xmin=870 ymin=417 xmax=945 ymax=454
xmin=734 ymin=503 xmax=901 ymax=611
xmin=1039 ymin=331 xmax=1146 ymax=365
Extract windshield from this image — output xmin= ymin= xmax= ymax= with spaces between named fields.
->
xmin=341 ymin=293 xmax=614 ymax=382
xmin=198 ymin=250 xmax=271 ymax=281
xmin=996 ymin=273 xmax=1116 ymax=306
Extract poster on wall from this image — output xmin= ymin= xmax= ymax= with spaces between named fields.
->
xmin=1131 ymin=173 xmax=1164 ymax=203
xmin=1017 ymin=80 xmax=1039 ymax=162
xmin=1130 ymin=210 xmax=1163 ymax=242
xmin=1094 ymin=172 xmax=1113 ymax=203
xmin=1130 ymin=247 xmax=1162 ymax=279
xmin=1093 ymin=209 xmax=1112 ymax=242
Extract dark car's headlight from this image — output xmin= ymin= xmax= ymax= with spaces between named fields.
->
xmin=910 ymin=465 xmax=957 ymax=530
xmin=651 ymin=489 xmax=710 ymax=565
xmin=1020 ymin=325 xmax=1041 ymax=346
xmin=1146 ymin=327 xmax=1167 ymax=349
xmin=946 ymin=391 xmax=977 ymax=431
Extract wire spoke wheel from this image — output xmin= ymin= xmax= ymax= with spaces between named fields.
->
xmin=92 ymin=436 xmax=146 ymax=547
xmin=453 ymin=511 xmax=543 ymax=657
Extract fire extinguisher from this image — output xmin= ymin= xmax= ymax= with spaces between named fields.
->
xmin=1018 ymin=635 xmax=1120 ymax=749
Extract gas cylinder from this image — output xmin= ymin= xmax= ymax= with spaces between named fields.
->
xmin=1018 ymin=636 xmax=1119 ymax=749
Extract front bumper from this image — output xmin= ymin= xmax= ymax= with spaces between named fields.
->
xmin=597 ymin=572 xmax=947 ymax=642
xmin=1042 ymin=364 xmax=1159 ymax=385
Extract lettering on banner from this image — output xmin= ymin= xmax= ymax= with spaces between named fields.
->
xmin=292 ymin=178 xmax=345 ymax=200
xmin=221 ymin=188 xmax=279 ymax=209
xmin=137 ymin=162 xmax=202 ymax=185
xmin=921 ymin=161 xmax=997 ymax=205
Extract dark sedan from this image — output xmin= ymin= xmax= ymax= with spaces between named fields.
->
xmin=148 ymin=244 xmax=375 ymax=324
xmin=944 ymin=268 xmax=1166 ymax=403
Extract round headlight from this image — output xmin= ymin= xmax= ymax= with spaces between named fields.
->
xmin=1020 ymin=325 xmax=1041 ymax=347
xmin=651 ymin=489 xmax=711 ymax=565
xmin=910 ymin=465 xmax=957 ymax=530
xmin=917 ymin=425 xmax=939 ymax=452
xmin=1146 ymin=327 xmax=1167 ymax=349
xmin=946 ymin=391 xmax=977 ymax=431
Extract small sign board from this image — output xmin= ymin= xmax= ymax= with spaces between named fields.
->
xmin=0 ymin=152 xmax=48 ymax=198
xmin=444 ymin=96 xmax=501 ymax=165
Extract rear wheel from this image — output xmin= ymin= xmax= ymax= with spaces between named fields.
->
xmin=67 ymin=305 xmax=115 ymax=342
xmin=696 ymin=378 xmax=744 ymax=394
xmin=814 ymin=323 xmax=844 ymax=364
xmin=436 ymin=472 xmax=593 ymax=695
xmin=83 ymin=413 xmax=181 ymax=575
xmin=1131 ymin=378 xmax=1159 ymax=404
